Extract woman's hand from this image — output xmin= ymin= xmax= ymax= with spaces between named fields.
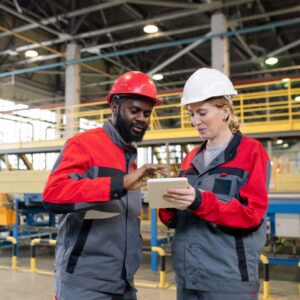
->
xmin=163 ymin=183 xmax=196 ymax=210
xmin=123 ymin=164 xmax=167 ymax=190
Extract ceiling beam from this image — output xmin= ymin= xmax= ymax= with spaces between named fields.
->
xmin=82 ymin=24 xmax=209 ymax=53
xmin=110 ymin=0 xmax=255 ymax=10
xmin=0 ymin=0 xmax=254 ymax=54
xmin=0 ymin=3 xmax=65 ymax=37
xmin=267 ymin=39 xmax=300 ymax=57
xmin=232 ymin=5 xmax=300 ymax=24
xmin=2 ymin=16 xmax=300 ymax=78
xmin=256 ymin=0 xmax=295 ymax=66
xmin=0 ymin=1 xmax=124 ymax=39
xmin=148 ymin=31 xmax=211 ymax=76
xmin=231 ymin=27 xmax=258 ymax=60
xmin=0 ymin=25 xmax=210 ymax=69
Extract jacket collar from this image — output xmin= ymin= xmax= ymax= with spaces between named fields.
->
xmin=103 ymin=120 xmax=137 ymax=155
xmin=192 ymin=131 xmax=243 ymax=174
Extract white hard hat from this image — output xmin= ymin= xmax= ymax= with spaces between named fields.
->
xmin=181 ymin=68 xmax=238 ymax=106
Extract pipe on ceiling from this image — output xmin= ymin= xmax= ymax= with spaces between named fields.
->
xmin=1 ymin=17 xmax=300 ymax=78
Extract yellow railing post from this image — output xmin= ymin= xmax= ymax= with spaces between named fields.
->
xmin=240 ymin=95 xmax=244 ymax=125
xmin=6 ymin=236 xmax=17 ymax=270
xmin=180 ymin=105 xmax=185 ymax=129
xmin=287 ymin=80 xmax=292 ymax=123
xmin=259 ymin=254 xmax=276 ymax=300
xmin=30 ymin=238 xmax=40 ymax=272
xmin=298 ymin=260 xmax=300 ymax=295
xmin=150 ymin=109 xmax=155 ymax=130
xmin=151 ymin=246 xmax=169 ymax=288
xmin=30 ymin=238 xmax=57 ymax=273
xmin=2 ymin=78 xmax=300 ymax=146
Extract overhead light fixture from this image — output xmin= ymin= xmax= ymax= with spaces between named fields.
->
xmin=281 ymin=78 xmax=290 ymax=83
xmin=86 ymin=48 xmax=101 ymax=55
xmin=7 ymin=49 xmax=18 ymax=56
xmin=152 ymin=73 xmax=163 ymax=81
xmin=283 ymin=143 xmax=289 ymax=148
xmin=283 ymin=82 xmax=289 ymax=89
xmin=294 ymin=96 xmax=300 ymax=101
xmin=276 ymin=139 xmax=283 ymax=145
xmin=25 ymin=50 xmax=39 ymax=58
xmin=265 ymin=57 xmax=278 ymax=66
xmin=143 ymin=24 xmax=158 ymax=34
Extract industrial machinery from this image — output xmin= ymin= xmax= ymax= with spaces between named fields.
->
xmin=266 ymin=193 xmax=300 ymax=265
xmin=0 ymin=171 xmax=56 ymax=247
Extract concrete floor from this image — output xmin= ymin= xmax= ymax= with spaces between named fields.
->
xmin=0 ymin=268 xmax=299 ymax=300
xmin=0 ymin=269 xmax=177 ymax=300
xmin=0 ymin=245 xmax=299 ymax=300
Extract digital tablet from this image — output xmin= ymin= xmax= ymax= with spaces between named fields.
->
xmin=147 ymin=177 xmax=188 ymax=208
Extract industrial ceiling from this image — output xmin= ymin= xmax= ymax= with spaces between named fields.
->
xmin=0 ymin=0 xmax=300 ymax=107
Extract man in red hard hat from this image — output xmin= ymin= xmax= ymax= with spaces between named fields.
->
xmin=107 ymin=71 xmax=161 ymax=143
xmin=42 ymin=71 xmax=165 ymax=300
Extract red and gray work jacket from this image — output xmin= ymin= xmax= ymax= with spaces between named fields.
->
xmin=159 ymin=132 xmax=271 ymax=294
xmin=42 ymin=120 xmax=142 ymax=295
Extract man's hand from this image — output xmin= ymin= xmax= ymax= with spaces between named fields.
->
xmin=123 ymin=164 xmax=167 ymax=190
xmin=163 ymin=183 xmax=196 ymax=210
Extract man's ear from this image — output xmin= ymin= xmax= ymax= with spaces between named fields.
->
xmin=111 ymin=102 xmax=119 ymax=116
xmin=110 ymin=102 xmax=120 ymax=126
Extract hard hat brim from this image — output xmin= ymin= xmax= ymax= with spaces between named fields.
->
xmin=181 ymin=91 xmax=238 ymax=106
xmin=107 ymin=92 xmax=162 ymax=105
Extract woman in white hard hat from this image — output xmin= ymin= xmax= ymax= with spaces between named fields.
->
xmin=159 ymin=68 xmax=271 ymax=300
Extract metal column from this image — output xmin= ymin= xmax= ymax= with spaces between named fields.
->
xmin=65 ymin=43 xmax=81 ymax=138
xmin=211 ymin=12 xmax=229 ymax=75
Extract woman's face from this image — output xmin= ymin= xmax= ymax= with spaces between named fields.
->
xmin=187 ymin=101 xmax=230 ymax=140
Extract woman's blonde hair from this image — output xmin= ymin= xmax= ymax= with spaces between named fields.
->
xmin=205 ymin=97 xmax=240 ymax=133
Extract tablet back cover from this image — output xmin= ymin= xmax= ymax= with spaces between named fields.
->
xmin=147 ymin=177 xmax=187 ymax=208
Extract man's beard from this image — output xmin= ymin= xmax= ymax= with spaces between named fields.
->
xmin=115 ymin=111 xmax=148 ymax=143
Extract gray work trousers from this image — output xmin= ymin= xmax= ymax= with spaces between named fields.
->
xmin=177 ymin=284 xmax=258 ymax=300
xmin=58 ymin=281 xmax=137 ymax=300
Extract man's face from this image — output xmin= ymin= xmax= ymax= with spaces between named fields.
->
xmin=114 ymin=98 xmax=154 ymax=142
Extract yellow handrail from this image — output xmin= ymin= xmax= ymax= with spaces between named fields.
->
xmin=1 ymin=77 xmax=300 ymax=144
xmin=151 ymin=247 xmax=169 ymax=288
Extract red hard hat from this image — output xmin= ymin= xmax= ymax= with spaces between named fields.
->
xmin=106 ymin=71 xmax=162 ymax=105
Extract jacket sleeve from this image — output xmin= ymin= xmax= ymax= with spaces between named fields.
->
xmin=42 ymin=139 xmax=124 ymax=213
xmin=190 ymin=145 xmax=271 ymax=229
xmin=159 ymin=209 xmax=177 ymax=228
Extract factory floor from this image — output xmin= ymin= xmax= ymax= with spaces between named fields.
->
xmin=0 ymin=244 xmax=299 ymax=300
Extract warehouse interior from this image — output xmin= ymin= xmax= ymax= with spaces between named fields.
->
xmin=0 ymin=0 xmax=300 ymax=299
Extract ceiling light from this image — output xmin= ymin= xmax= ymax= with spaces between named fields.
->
xmin=143 ymin=24 xmax=158 ymax=34
xmin=7 ymin=49 xmax=18 ymax=56
xmin=25 ymin=50 xmax=39 ymax=58
xmin=276 ymin=139 xmax=283 ymax=145
xmin=283 ymin=143 xmax=289 ymax=148
xmin=283 ymin=82 xmax=289 ymax=89
xmin=152 ymin=73 xmax=163 ymax=81
xmin=294 ymin=96 xmax=300 ymax=101
xmin=265 ymin=57 xmax=278 ymax=66
xmin=281 ymin=78 xmax=290 ymax=83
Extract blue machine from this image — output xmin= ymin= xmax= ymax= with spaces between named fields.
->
xmin=11 ymin=194 xmax=56 ymax=247
xmin=267 ymin=194 xmax=300 ymax=266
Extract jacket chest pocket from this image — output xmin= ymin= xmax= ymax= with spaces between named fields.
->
xmin=208 ymin=168 xmax=247 ymax=202
xmin=212 ymin=178 xmax=232 ymax=195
